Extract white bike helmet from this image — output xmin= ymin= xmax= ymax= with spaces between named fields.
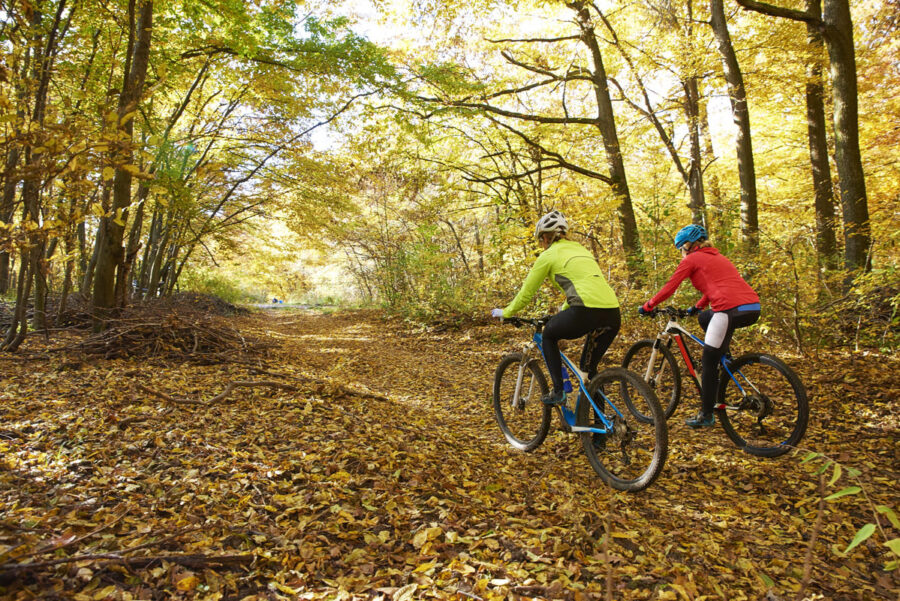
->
xmin=534 ymin=210 xmax=568 ymax=239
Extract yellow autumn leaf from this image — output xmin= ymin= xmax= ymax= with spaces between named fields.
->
xmin=411 ymin=529 xmax=428 ymax=549
xmin=413 ymin=560 xmax=436 ymax=573
xmin=93 ymin=585 xmax=117 ymax=599
xmin=102 ymin=166 xmax=115 ymax=181
xmin=176 ymin=575 xmax=200 ymax=591
xmin=270 ymin=582 xmax=299 ymax=595
xmin=331 ymin=470 xmax=351 ymax=481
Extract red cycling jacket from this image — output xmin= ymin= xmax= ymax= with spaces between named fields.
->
xmin=644 ymin=247 xmax=759 ymax=312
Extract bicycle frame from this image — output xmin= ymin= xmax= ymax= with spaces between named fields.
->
xmin=648 ymin=314 xmax=757 ymax=410
xmin=514 ymin=331 xmax=625 ymax=434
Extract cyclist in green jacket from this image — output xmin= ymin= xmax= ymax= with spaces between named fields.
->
xmin=491 ymin=210 xmax=621 ymax=406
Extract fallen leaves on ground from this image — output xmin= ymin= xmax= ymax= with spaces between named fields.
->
xmin=0 ymin=309 xmax=896 ymax=600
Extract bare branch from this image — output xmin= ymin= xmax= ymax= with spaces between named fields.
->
xmin=733 ymin=0 xmax=819 ymax=23
xmin=485 ymin=34 xmax=581 ymax=44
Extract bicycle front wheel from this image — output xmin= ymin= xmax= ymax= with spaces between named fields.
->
xmin=622 ymin=339 xmax=682 ymax=419
xmin=577 ymin=367 xmax=668 ymax=492
xmin=716 ymin=353 xmax=808 ymax=457
xmin=493 ymin=353 xmax=551 ymax=452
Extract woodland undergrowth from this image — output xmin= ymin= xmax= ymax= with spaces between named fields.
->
xmin=0 ymin=306 xmax=897 ymax=600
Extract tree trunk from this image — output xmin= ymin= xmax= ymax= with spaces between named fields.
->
xmin=0 ymin=146 xmax=21 ymax=294
xmin=146 ymin=212 xmax=173 ymax=297
xmin=570 ymin=1 xmax=643 ymax=270
xmin=805 ymin=0 xmax=838 ymax=271
xmin=115 ymin=181 xmax=148 ymax=305
xmin=56 ymin=226 xmax=75 ymax=323
xmin=3 ymin=250 xmax=35 ymax=351
xmin=684 ymin=76 xmax=707 ymax=227
xmin=92 ymin=0 xmax=153 ymax=329
xmin=710 ymin=0 xmax=759 ymax=253
xmin=137 ymin=207 xmax=162 ymax=297
xmin=82 ymin=216 xmax=102 ymax=295
xmin=698 ymin=93 xmax=727 ymax=238
xmin=6 ymin=0 xmax=66 ymax=346
xmin=823 ymin=0 xmax=870 ymax=277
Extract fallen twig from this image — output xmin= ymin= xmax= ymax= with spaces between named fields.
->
xmin=0 ymin=552 xmax=253 ymax=573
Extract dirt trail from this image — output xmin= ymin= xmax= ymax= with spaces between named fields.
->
xmin=1 ymin=308 xmax=896 ymax=600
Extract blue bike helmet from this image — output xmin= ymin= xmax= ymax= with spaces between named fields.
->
xmin=673 ymin=224 xmax=708 ymax=249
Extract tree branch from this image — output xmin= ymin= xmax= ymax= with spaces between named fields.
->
xmin=733 ymin=0 xmax=819 ymax=23
xmin=485 ymin=34 xmax=581 ymax=44
xmin=487 ymin=116 xmax=614 ymax=184
xmin=417 ymin=96 xmax=598 ymax=125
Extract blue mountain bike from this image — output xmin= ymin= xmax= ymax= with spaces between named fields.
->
xmin=493 ymin=316 xmax=667 ymax=492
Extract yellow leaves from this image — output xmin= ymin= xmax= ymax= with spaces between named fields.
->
xmin=2 ymin=310 xmax=896 ymax=601
xmin=412 ymin=559 xmax=437 ymax=573
xmin=102 ymin=167 xmax=115 ymax=181
xmin=411 ymin=525 xmax=443 ymax=549
xmin=93 ymin=585 xmax=119 ymax=599
xmin=176 ymin=575 xmax=200 ymax=591
xmin=331 ymin=469 xmax=352 ymax=482
xmin=269 ymin=581 xmax=300 ymax=595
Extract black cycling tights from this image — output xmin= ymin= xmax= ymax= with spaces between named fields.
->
xmin=697 ymin=306 xmax=760 ymax=415
xmin=542 ymin=306 xmax=621 ymax=394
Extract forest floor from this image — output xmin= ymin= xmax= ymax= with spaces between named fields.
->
xmin=1 ymin=307 xmax=897 ymax=601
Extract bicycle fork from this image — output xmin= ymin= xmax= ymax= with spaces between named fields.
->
xmin=644 ymin=338 xmax=668 ymax=386
xmin=511 ymin=343 xmax=539 ymax=411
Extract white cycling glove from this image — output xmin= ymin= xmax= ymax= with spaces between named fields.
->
xmin=491 ymin=308 xmax=504 ymax=318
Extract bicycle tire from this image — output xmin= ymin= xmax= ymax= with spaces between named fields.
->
xmin=622 ymin=339 xmax=682 ymax=420
xmin=493 ymin=353 xmax=552 ymax=452
xmin=716 ymin=353 xmax=808 ymax=458
xmin=577 ymin=367 xmax=668 ymax=492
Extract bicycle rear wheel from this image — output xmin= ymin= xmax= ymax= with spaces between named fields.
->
xmin=493 ymin=353 xmax=552 ymax=452
xmin=716 ymin=353 xmax=808 ymax=457
xmin=622 ymin=339 xmax=682 ymax=419
xmin=577 ymin=367 xmax=668 ymax=492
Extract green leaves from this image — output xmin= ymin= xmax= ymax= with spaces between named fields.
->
xmin=824 ymin=486 xmax=862 ymax=501
xmin=835 ymin=523 xmax=875 ymax=556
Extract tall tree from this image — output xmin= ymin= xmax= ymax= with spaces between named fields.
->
xmin=734 ymin=0 xmax=871 ymax=277
xmin=92 ymin=0 xmax=153 ymax=328
xmin=414 ymin=1 xmax=644 ymax=269
xmin=567 ymin=1 xmax=641 ymax=266
xmin=3 ymin=0 xmax=71 ymax=348
xmin=804 ymin=0 xmax=838 ymax=271
xmin=709 ymin=0 xmax=759 ymax=253
xmin=603 ymin=1 xmax=708 ymax=227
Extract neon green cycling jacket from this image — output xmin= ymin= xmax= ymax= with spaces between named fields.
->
xmin=502 ymin=239 xmax=619 ymax=318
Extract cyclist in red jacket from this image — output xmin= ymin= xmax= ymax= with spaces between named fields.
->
xmin=639 ymin=224 xmax=760 ymax=427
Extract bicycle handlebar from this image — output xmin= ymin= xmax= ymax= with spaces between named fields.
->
xmin=501 ymin=315 xmax=552 ymax=329
xmin=642 ymin=307 xmax=693 ymax=319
